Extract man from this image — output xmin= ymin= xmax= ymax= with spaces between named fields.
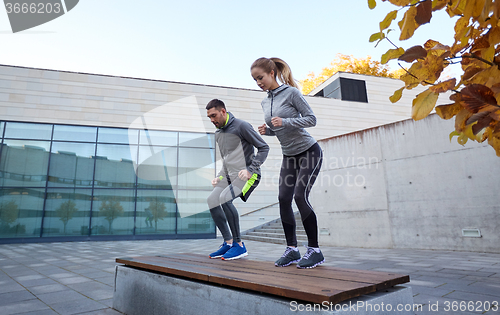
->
xmin=206 ymin=99 xmax=269 ymax=260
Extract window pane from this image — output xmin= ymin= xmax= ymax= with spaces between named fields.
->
xmin=98 ymin=127 xmax=138 ymax=144
xmin=94 ymin=144 xmax=137 ymax=188
xmin=177 ymin=148 xmax=215 ymax=190
xmin=0 ymin=188 xmax=44 ymax=238
xmin=91 ymin=189 xmax=135 ymax=235
xmin=48 ymin=142 xmax=96 ymax=188
xmin=137 ymin=146 xmax=177 ymax=189
xmin=4 ymin=122 xmax=52 ymax=140
xmin=43 ymin=189 xmax=92 ymax=237
xmin=136 ymin=190 xmax=176 ymax=235
xmin=176 ymin=190 xmax=214 ymax=234
xmin=139 ymin=130 xmax=177 ymax=146
xmin=179 ymin=132 xmax=215 ymax=148
xmin=0 ymin=140 xmax=50 ymax=187
xmin=0 ymin=121 xmax=4 ymax=138
xmin=53 ymin=125 xmax=97 ymax=142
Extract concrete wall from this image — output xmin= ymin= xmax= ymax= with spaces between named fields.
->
xmin=0 ymin=64 xmax=451 ymax=232
xmin=311 ymin=113 xmax=500 ymax=253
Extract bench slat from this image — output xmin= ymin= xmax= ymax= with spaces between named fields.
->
xmin=116 ymin=254 xmax=409 ymax=304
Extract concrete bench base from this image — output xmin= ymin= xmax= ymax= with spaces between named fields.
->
xmin=113 ymin=265 xmax=415 ymax=315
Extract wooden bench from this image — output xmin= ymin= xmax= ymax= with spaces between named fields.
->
xmin=114 ymin=254 xmax=412 ymax=314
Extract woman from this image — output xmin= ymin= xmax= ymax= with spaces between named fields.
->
xmin=251 ymin=57 xmax=324 ymax=269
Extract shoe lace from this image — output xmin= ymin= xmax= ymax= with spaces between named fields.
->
xmin=303 ymin=247 xmax=316 ymax=259
xmin=281 ymin=247 xmax=294 ymax=258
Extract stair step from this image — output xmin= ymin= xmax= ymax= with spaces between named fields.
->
xmin=242 ymin=211 xmax=308 ymax=246
xmin=241 ymin=235 xmax=287 ymax=245
xmin=246 ymin=232 xmax=307 ymax=239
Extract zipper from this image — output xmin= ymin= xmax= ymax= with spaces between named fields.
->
xmin=270 ymin=92 xmax=274 ymax=117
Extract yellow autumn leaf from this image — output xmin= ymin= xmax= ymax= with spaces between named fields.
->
xmin=390 ymin=87 xmax=405 ymax=103
xmin=487 ymin=124 xmax=500 ymax=156
xmin=368 ymin=0 xmax=377 ymax=9
xmin=482 ymin=46 xmax=496 ymax=63
xmin=464 ymin=121 xmax=477 ymax=140
xmin=432 ymin=0 xmax=448 ymax=11
xmin=458 ymin=133 xmax=469 ymax=145
xmin=455 ymin=108 xmax=472 ymax=132
xmin=435 ymin=102 xmax=462 ymax=119
xmin=468 ymin=66 xmax=500 ymax=88
xmin=429 ymin=78 xmax=457 ymax=93
xmin=412 ymin=89 xmax=439 ymax=120
xmin=489 ymin=26 xmax=500 ymax=45
xmin=449 ymin=130 xmax=461 ymax=142
xmin=398 ymin=6 xmax=418 ymax=40
xmin=387 ymin=0 xmax=412 ymax=5
xmin=381 ymin=47 xmax=405 ymax=64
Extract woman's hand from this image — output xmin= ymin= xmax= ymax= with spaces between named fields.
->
xmin=258 ymin=124 xmax=267 ymax=135
xmin=271 ymin=117 xmax=283 ymax=127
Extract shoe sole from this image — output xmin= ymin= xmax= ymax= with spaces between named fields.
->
xmin=297 ymin=259 xmax=325 ymax=269
xmin=209 ymin=255 xmax=223 ymax=259
xmin=275 ymin=259 xmax=301 ymax=267
xmin=221 ymin=252 xmax=248 ymax=261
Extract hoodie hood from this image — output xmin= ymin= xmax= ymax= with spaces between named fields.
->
xmin=267 ymin=84 xmax=289 ymax=98
xmin=218 ymin=111 xmax=235 ymax=130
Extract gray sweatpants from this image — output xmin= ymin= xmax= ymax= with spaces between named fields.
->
xmin=207 ymin=177 xmax=246 ymax=243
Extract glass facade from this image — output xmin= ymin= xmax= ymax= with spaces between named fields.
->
xmin=0 ymin=121 xmax=216 ymax=243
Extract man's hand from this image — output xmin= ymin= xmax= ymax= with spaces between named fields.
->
xmin=271 ymin=117 xmax=283 ymax=127
xmin=258 ymin=124 xmax=267 ymax=135
xmin=238 ymin=169 xmax=251 ymax=181
xmin=211 ymin=177 xmax=221 ymax=187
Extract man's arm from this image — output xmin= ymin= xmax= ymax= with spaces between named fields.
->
xmin=240 ymin=122 xmax=269 ymax=175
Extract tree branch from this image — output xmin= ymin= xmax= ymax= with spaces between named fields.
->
xmin=386 ymin=37 xmax=399 ymax=49
xmin=462 ymin=54 xmax=496 ymax=66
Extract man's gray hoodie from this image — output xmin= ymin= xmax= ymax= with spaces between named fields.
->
xmin=261 ymin=84 xmax=317 ymax=156
xmin=216 ymin=112 xmax=269 ymax=179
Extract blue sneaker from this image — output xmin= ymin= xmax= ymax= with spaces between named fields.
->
xmin=209 ymin=242 xmax=232 ymax=259
xmin=221 ymin=242 xmax=248 ymax=260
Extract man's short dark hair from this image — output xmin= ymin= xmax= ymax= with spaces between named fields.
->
xmin=206 ymin=99 xmax=226 ymax=111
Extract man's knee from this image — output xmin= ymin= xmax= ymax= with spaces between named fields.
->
xmin=207 ymin=194 xmax=220 ymax=209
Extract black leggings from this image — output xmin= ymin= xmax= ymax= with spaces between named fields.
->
xmin=279 ymin=142 xmax=322 ymax=248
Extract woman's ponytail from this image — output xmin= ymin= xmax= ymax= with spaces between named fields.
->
xmin=269 ymin=58 xmax=298 ymax=89
xmin=251 ymin=57 xmax=299 ymax=89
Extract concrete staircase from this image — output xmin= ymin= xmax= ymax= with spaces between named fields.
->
xmin=242 ymin=212 xmax=307 ymax=245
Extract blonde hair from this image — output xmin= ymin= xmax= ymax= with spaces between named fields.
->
xmin=251 ymin=57 xmax=299 ymax=89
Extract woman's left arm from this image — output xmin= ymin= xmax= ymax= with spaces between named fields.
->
xmin=281 ymin=90 xmax=317 ymax=128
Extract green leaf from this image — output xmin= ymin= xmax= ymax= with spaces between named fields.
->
xmin=369 ymin=32 xmax=385 ymax=43
xmin=368 ymin=0 xmax=377 ymax=9
xmin=380 ymin=10 xmax=398 ymax=31
xmin=381 ymin=47 xmax=405 ymax=64
xmin=390 ymin=87 xmax=404 ymax=103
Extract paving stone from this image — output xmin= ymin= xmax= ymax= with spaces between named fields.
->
xmin=0 ymin=299 xmax=51 ymax=315
xmin=36 ymin=289 xmax=88 ymax=305
xmin=0 ymin=290 xmax=36 ymax=306
xmin=67 ymin=281 xmax=113 ymax=300
xmin=16 ymin=308 xmax=59 ymax=315
xmin=57 ymin=277 xmax=93 ymax=285
xmin=50 ymin=299 xmax=108 ymax=315
xmin=27 ymin=284 xmax=68 ymax=295
xmin=0 ymin=282 xmax=28 ymax=294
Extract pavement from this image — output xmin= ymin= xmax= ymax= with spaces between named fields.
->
xmin=0 ymin=238 xmax=499 ymax=315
